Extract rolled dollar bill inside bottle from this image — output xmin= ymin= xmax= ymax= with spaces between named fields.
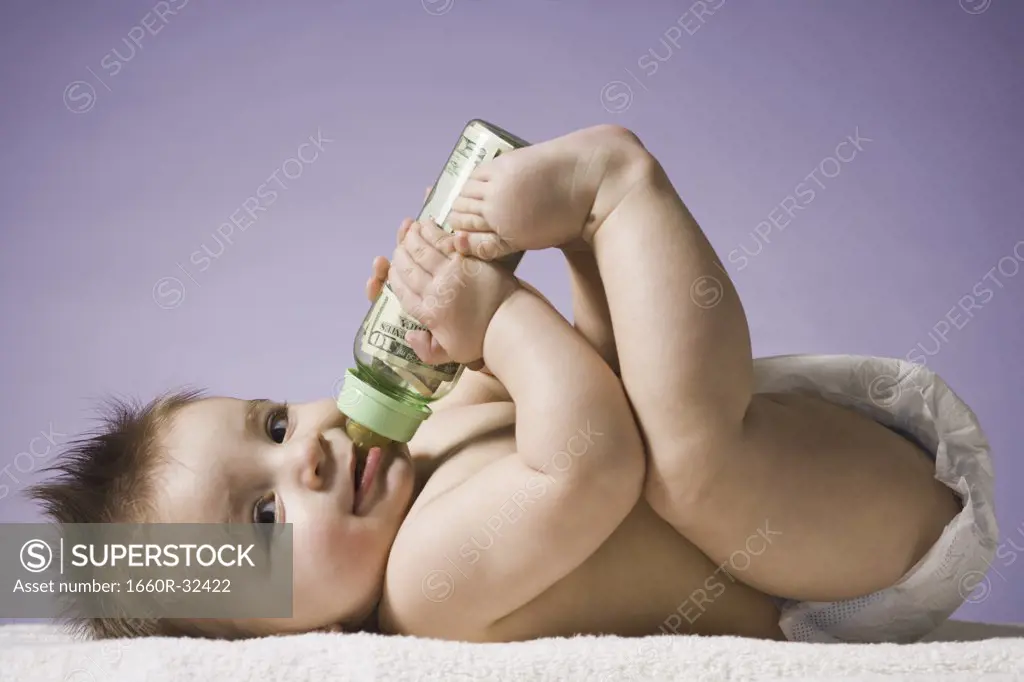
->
xmin=357 ymin=120 xmax=527 ymax=398
xmin=339 ymin=120 xmax=528 ymax=447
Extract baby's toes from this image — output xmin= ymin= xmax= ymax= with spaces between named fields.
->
xmin=451 ymin=195 xmax=486 ymax=216
xmin=458 ymin=178 xmax=488 ymax=200
xmin=454 ymin=231 xmax=511 ymax=261
xmin=446 ymin=210 xmax=490 ymax=235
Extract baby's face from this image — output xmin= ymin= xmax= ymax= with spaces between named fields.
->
xmin=153 ymin=397 xmax=415 ymax=634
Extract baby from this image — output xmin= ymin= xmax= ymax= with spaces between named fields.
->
xmin=28 ymin=124 xmax=993 ymax=644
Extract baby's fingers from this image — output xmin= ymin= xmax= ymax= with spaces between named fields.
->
xmin=396 ymin=217 xmax=415 ymax=246
xmin=365 ymin=256 xmax=390 ymax=302
xmin=406 ymin=330 xmax=453 ymax=366
xmin=365 ymin=277 xmax=381 ymax=302
xmin=387 ymin=265 xmax=429 ymax=324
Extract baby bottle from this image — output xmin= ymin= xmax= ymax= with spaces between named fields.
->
xmin=338 ymin=119 xmax=529 ymax=449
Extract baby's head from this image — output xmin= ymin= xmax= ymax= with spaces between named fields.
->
xmin=26 ymin=389 xmax=416 ymax=640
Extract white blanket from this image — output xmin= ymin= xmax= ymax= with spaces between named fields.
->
xmin=1 ymin=620 xmax=1022 ymax=681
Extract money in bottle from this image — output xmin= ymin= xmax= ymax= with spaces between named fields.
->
xmin=337 ymin=119 xmax=529 ymax=449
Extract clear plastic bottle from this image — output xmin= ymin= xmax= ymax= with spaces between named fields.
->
xmin=339 ymin=119 xmax=529 ymax=449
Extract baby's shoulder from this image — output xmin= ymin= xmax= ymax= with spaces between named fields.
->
xmin=403 ymin=401 xmax=517 ymax=520
xmin=379 ymin=403 xmax=518 ymax=639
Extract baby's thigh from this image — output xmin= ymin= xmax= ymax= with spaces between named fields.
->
xmin=654 ymin=524 xmax=784 ymax=640
xmin=645 ymin=392 xmax=960 ymax=603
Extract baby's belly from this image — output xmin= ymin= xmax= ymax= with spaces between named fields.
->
xmin=410 ymin=401 xmax=783 ymax=642
xmin=490 ymin=501 xmax=784 ymax=642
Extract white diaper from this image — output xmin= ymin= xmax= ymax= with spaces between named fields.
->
xmin=751 ymin=354 xmax=999 ymax=643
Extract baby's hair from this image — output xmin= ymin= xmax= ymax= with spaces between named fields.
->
xmin=23 ymin=387 xmax=233 ymax=640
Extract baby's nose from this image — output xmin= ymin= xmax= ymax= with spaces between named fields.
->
xmin=295 ymin=435 xmax=327 ymax=491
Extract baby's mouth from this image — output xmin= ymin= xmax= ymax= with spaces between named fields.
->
xmin=353 ymin=453 xmax=366 ymax=495
xmin=352 ymin=446 xmax=385 ymax=514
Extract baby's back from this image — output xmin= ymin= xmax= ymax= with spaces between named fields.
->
xmin=379 ymin=400 xmax=782 ymax=642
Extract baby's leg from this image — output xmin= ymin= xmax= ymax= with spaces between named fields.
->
xmin=573 ymin=126 xmax=959 ymax=602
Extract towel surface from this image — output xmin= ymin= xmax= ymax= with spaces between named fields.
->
xmin=1 ymin=620 xmax=1022 ymax=681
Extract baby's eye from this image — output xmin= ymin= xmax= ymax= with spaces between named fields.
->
xmin=266 ymin=406 xmax=289 ymax=443
xmin=253 ymin=493 xmax=277 ymax=524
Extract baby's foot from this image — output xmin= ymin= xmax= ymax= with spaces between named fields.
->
xmin=446 ymin=125 xmax=634 ymax=259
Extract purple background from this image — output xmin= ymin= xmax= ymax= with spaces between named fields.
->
xmin=1 ymin=1 xmax=1021 ymax=624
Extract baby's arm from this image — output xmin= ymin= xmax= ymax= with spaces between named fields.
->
xmin=383 ymin=287 xmax=645 ymax=641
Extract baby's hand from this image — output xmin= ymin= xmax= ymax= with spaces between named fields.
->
xmin=369 ymin=207 xmax=489 ymax=371
xmin=365 ymin=217 xmax=423 ymax=303
xmin=365 ymin=254 xmax=392 ymax=303
xmin=388 ymin=217 xmax=519 ymax=367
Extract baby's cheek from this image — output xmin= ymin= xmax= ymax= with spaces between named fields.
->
xmin=296 ymin=520 xmax=342 ymax=563
xmin=292 ymin=519 xmax=374 ymax=578
xmin=288 ymin=524 xmax=349 ymax=616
